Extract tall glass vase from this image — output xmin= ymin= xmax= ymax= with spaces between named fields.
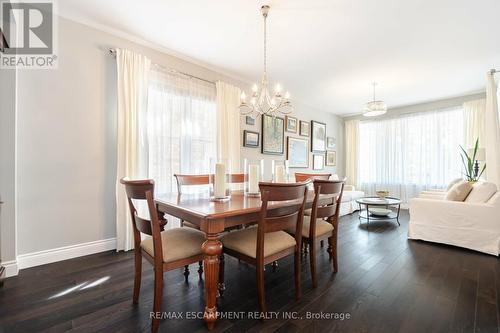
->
xmin=272 ymin=160 xmax=290 ymax=183
xmin=244 ymin=158 xmax=264 ymax=197
xmin=209 ymin=158 xmax=231 ymax=201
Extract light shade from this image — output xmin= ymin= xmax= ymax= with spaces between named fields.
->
xmin=467 ymin=147 xmax=486 ymax=161
xmin=363 ymin=100 xmax=387 ymax=117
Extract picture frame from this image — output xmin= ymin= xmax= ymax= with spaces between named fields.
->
xmin=313 ymin=154 xmax=325 ymax=170
xmin=261 ymin=114 xmax=284 ymax=155
xmin=245 ymin=116 xmax=256 ymax=126
xmin=287 ymin=137 xmax=309 ymax=168
xmin=243 ymin=130 xmax=259 ymax=148
xmin=326 ymin=151 xmax=336 ymax=166
xmin=311 ymin=120 xmax=326 ymax=152
xmin=299 ymin=120 xmax=310 ymax=137
xmin=285 ymin=116 xmax=298 ymax=133
xmin=326 ymin=137 xmax=336 ymax=150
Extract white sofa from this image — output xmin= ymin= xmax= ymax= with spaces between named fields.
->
xmin=339 ymin=185 xmax=365 ymax=216
xmin=409 ymin=183 xmax=500 ymax=255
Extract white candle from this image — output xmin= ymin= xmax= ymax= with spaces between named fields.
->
xmin=248 ymin=164 xmax=260 ymax=194
xmin=214 ymin=163 xmax=226 ymax=198
xmin=275 ymin=165 xmax=285 ymax=182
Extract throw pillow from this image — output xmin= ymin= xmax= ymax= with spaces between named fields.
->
xmin=446 ymin=178 xmax=463 ymax=191
xmin=465 ymin=182 xmax=498 ymax=203
xmin=445 ymin=180 xmax=473 ymax=201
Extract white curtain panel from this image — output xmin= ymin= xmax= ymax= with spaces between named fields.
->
xmin=115 ymin=49 xmax=151 ymax=251
xmin=215 ymin=81 xmax=242 ymax=172
xmin=344 ymin=119 xmax=360 ymax=187
xmin=147 ymin=67 xmax=217 ymax=196
xmin=358 ymin=108 xmax=464 ymax=202
xmin=463 ymin=98 xmax=486 ymax=149
xmin=484 ymin=73 xmax=500 ymax=185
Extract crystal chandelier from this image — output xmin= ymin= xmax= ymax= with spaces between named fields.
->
xmin=239 ymin=5 xmax=292 ymax=116
xmin=363 ymin=82 xmax=387 ymax=117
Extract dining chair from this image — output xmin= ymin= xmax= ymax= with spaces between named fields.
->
xmin=294 ymin=173 xmax=332 ymax=249
xmin=294 ymin=172 xmax=331 ymax=182
xmin=120 ymin=178 xmax=206 ymax=333
xmin=286 ymin=179 xmax=344 ymax=287
xmin=220 ymin=181 xmax=309 ymax=313
xmin=174 ymin=173 xmax=245 ymax=229
xmin=174 ymin=173 xmax=245 ymax=289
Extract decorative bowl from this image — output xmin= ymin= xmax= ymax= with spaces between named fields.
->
xmin=376 ymin=190 xmax=389 ymax=199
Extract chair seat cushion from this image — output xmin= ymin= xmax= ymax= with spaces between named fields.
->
xmin=286 ymin=215 xmax=334 ymax=238
xmin=141 ymin=227 xmax=205 ymax=263
xmin=221 ymin=226 xmax=296 ymax=258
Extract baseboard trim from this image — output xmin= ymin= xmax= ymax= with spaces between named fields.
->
xmin=17 ymin=238 xmax=117 ymax=270
xmin=1 ymin=260 xmax=19 ymax=278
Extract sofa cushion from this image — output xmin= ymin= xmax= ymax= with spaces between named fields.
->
xmin=465 ymin=182 xmax=497 ymax=203
xmin=445 ymin=180 xmax=473 ymax=201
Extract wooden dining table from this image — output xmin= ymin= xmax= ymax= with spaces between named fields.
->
xmin=155 ymin=189 xmax=333 ymax=330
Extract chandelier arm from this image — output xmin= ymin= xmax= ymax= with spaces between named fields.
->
xmin=264 ymin=11 xmax=267 ymax=75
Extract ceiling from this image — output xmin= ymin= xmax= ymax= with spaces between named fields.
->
xmin=59 ymin=0 xmax=500 ymax=116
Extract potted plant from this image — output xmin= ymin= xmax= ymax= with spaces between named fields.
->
xmin=459 ymin=138 xmax=486 ymax=182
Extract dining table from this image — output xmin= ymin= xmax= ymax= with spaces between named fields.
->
xmin=155 ymin=189 xmax=334 ymax=330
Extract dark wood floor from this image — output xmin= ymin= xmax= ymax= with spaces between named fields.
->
xmin=1 ymin=211 xmax=499 ymax=333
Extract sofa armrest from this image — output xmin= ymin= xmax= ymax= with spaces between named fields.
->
xmin=344 ymin=185 xmax=355 ymax=191
xmin=409 ymin=198 xmax=498 ymax=229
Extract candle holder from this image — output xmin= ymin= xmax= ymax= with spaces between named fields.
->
xmin=272 ymin=160 xmax=290 ymax=183
xmin=209 ymin=158 xmax=231 ymax=201
xmin=244 ymin=158 xmax=264 ymax=197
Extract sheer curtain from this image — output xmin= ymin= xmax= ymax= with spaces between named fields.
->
xmin=484 ymin=72 xmax=500 ymax=185
xmin=358 ymin=108 xmax=465 ymax=202
xmin=463 ymin=98 xmax=486 ymax=149
xmin=146 ymin=66 xmax=217 ymax=195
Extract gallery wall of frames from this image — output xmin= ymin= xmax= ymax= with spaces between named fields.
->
xmin=241 ymin=110 xmax=340 ymax=176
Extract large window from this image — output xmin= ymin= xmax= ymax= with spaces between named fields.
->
xmin=146 ymin=67 xmax=217 ymax=194
xmin=358 ymin=107 xmax=465 ymax=202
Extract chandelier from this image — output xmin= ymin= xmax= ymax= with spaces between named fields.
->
xmin=239 ymin=5 xmax=292 ymax=116
xmin=363 ymin=82 xmax=387 ymax=117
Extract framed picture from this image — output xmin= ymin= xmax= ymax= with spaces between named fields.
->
xmin=287 ymin=137 xmax=309 ymax=168
xmin=261 ymin=114 xmax=284 ymax=155
xmin=311 ymin=120 xmax=326 ymax=152
xmin=326 ymin=151 xmax=336 ymax=166
xmin=285 ymin=116 xmax=298 ymax=133
xmin=327 ymin=137 xmax=336 ymax=150
xmin=245 ymin=116 xmax=255 ymax=126
xmin=313 ymin=154 xmax=325 ymax=170
xmin=299 ymin=120 xmax=310 ymax=137
xmin=243 ymin=130 xmax=259 ymax=147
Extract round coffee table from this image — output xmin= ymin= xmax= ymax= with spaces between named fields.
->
xmin=355 ymin=196 xmax=402 ymax=226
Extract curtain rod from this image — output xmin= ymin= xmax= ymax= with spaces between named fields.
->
xmin=108 ymin=48 xmax=215 ymax=85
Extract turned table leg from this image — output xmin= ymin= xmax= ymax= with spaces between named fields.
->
xmin=202 ymin=230 xmax=223 ymax=330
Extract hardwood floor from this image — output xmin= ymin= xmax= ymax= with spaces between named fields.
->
xmin=1 ymin=211 xmax=499 ymax=333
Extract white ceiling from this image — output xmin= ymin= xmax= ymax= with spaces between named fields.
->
xmin=59 ymin=0 xmax=500 ymax=116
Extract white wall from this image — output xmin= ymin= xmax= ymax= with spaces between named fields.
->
xmin=15 ymin=16 xmax=344 ymax=257
xmin=0 ymin=66 xmax=17 ymax=266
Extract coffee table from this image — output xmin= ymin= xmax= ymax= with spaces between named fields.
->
xmin=356 ymin=196 xmax=402 ymax=226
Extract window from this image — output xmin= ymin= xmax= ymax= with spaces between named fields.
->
xmin=146 ymin=67 xmax=217 ymax=195
xmin=358 ymin=107 xmax=465 ymax=202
